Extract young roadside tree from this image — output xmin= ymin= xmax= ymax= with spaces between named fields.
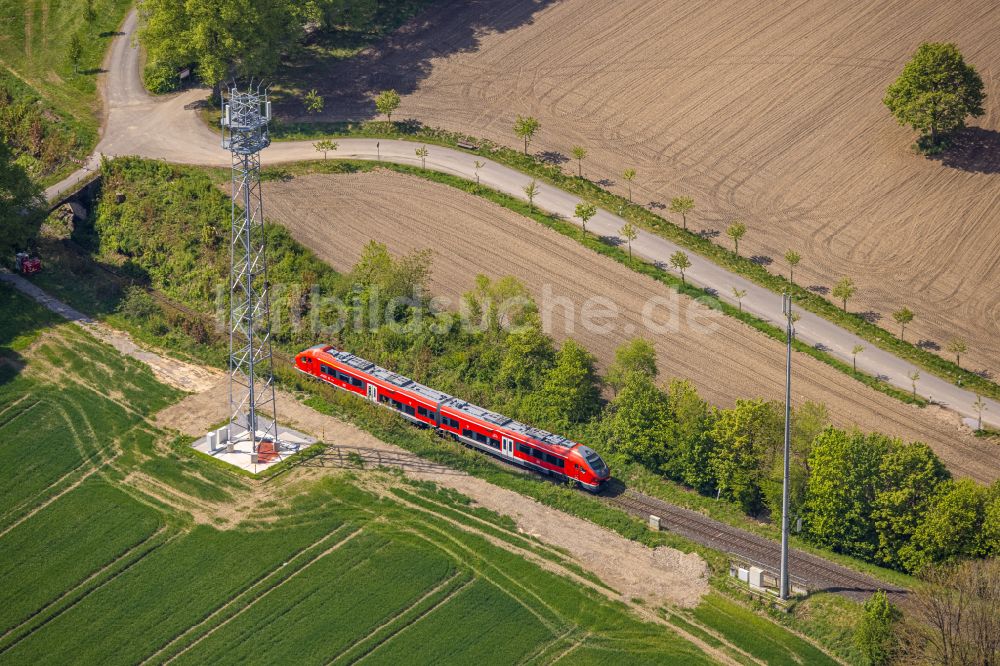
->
xmin=973 ymin=394 xmax=986 ymax=431
xmin=575 ymin=202 xmax=597 ymax=233
xmin=947 ymin=338 xmax=967 ymax=368
xmin=84 ymin=0 xmax=97 ymax=24
xmin=883 ymin=42 xmax=986 ymax=150
xmin=514 ymin=115 xmax=540 ymax=155
xmin=726 ymin=221 xmax=746 ymax=255
xmin=669 ymin=196 xmax=695 ymax=231
xmin=709 ymin=399 xmax=783 ymax=514
xmin=873 ymin=442 xmax=950 ymax=570
xmin=620 ymin=222 xmax=638 ymax=259
xmin=68 ymin=32 xmax=83 ymax=74
xmin=670 ymin=250 xmax=691 ymax=284
xmin=303 ymin=89 xmax=324 ymax=114
xmin=667 ymin=379 xmax=717 ymax=492
xmin=602 ymin=371 xmax=673 ymax=467
xmin=622 ymin=168 xmax=636 ymax=202
xmin=473 ymin=160 xmax=484 ymax=187
xmin=415 ymin=145 xmax=429 ymax=169
xmin=784 ymin=250 xmax=801 ymax=284
xmin=571 ymin=145 xmax=587 ymax=177
xmin=804 ymin=429 xmax=894 ymax=559
xmin=375 ymin=89 xmax=401 ymax=122
xmin=523 ymin=180 xmax=539 ymax=211
xmin=855 ymin=591 xmax=900 ymax=666
xmin=908 ymin=370 xmax=920 ymax=399
xmin=606 ymin=338 xmax=657 ymax=394
xmin=852 ymin=344 xmax=864 ymax=372
xmin=832 ymin=277 xmax=856 ymax=311
xmin=313 ymin=139 xmax=337 ymax=160
xmin=892 ymin=307 xmax=914 ymax=340
xmin=732 ymin=287 xmax=747 ymax=312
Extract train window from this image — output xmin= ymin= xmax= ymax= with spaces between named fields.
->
xmin=517 ymin=443 xmax=532 ymax=455
xmin=320 ymin=364 xmax=333 ymax=375
xmin=403 ymin=404 xmax=415 ymax=416
xmin=488 ymin=438 xmax=500 ymax=449
xmin=302 ymin=357 xmax=312 ymax=363
xmin=443 ymin=417 xmax=459 ymax=429
xmin=532 ymin=447 xmax=546 ymax=459
xmin=351 ymin=377 xmax=363 ymax=387
xmin=417 ymin=406 xmax=428 ymax=417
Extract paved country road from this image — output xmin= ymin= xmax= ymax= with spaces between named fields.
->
xmin=45 ymin=10 xmax=1000 ymax=431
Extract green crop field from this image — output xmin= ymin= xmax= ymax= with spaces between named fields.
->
xmin=0 ymin=283 xmax=723 ymax=664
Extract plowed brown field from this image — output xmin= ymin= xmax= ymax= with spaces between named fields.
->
xmin=262 ymin=170 xmax=998 ymax=483
xmin=292 ymin=0 xmax=1000 ymax=378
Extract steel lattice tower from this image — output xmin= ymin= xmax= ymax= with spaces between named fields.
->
xmin=222 ymin=84 xmax=280 ymax=461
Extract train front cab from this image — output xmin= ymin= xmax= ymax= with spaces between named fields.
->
xmin=570 ymin=445 xmax=610 ymax=492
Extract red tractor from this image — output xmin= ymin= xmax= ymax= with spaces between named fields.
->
xmin=14 ymin=252 xmax=41 ymax=276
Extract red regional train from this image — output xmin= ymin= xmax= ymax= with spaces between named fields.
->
xmin=295 ymin=344 xmax=611 ymax=491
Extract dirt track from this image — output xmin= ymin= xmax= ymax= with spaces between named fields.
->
xmin=263 ymin=170 xmax=999 ymax=483
xmin=293 ymin=0 xmax=1000 ymax=378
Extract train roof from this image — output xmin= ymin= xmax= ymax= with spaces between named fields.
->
xmin=316 ymin=346 xmax=575 ymax=449
xmin=442 ymin=400 xmax=573 ymax=448
xmin=320 ymin=347 xmax=452 ymax=403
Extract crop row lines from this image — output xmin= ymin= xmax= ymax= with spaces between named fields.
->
xmin=330 ymin=571 xmax=473 ymax=665
xmin=0 ymin=527 xmax=181 ymax=655
xmin=155 ymin=525 xmax=362 ymax=664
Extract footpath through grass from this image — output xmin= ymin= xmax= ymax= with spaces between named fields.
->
xmin=269 ymin=120 xmax=1000 ymax=404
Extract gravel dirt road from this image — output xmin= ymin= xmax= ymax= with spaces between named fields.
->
xmin=261 ymin=171 xmax=999 ymax=483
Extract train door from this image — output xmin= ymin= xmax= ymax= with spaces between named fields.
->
xmin=501 ymin=436 xmax=514 ymax=459
xmin=366 ymin=382 xmax=378 ymax=402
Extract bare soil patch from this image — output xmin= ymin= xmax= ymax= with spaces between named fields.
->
xmin=263 ymin=170 xmax=998 ymax=482
xmin=298 ymin=0 xmax=1000 ymax=378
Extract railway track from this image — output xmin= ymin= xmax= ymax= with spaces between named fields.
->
xmin=599 ymin=481 xmax=906 ymax=603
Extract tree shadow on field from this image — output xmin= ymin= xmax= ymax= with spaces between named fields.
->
xmin=276 ymin=0 xmax=557 ymax=121
xmin=930 ymin=127 xmax=1000 ymax=174
xmin=537 ymin=150 xmax=568 ymax=165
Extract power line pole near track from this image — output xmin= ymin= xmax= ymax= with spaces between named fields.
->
xmin=780 ymin=292 xmax=793 ymax=600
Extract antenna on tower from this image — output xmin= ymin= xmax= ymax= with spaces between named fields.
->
xmin=221 ymin=83 xmax=292 ymax=467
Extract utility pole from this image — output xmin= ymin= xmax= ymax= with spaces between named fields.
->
xmin=780 ymin=292 xmax=793 ymax=600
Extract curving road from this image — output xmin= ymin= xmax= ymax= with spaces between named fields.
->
xmin=46 ymin=10 xmax=999 ymax=431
